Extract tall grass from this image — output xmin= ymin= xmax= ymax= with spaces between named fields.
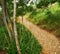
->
xmin=0 ymin=23 xmax=42 ymax=54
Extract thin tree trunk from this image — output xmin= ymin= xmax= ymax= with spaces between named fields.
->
xmin=5 ymin=3 xmax=14 ymax=36
xmin=2 ymin=0 xmax=12 ymax=40
xmin=21 ymin=15 xmax=23 ymax=34
xmin=21 ymin=6 xmax=24 ymax=34
xmin=13 ymin=0 xmax=21 ymax=54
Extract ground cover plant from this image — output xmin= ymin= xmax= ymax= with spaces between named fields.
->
xmin=0 ymin=23 xmax=42 ymax=54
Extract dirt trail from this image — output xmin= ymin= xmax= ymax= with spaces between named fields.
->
xmin=17 ymin=16 xmax=60 ymax=54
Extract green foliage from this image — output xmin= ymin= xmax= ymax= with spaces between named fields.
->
xmin=17 ymin=7 xmax=25 ymax=16
xmin=36 ymin=0 xmax=49 ymax=8
xmin=17 ymin=23 xmax=42 ymax=54
xmin=36 ymin=0 xmax=57 ymax=8
xmin=6 ymin=0 xmax=13 ymax=16
xmin=6 ymin=0 xmax=27 ymax=16
xmin=29 ymin=9 xmax=48 ymax=24
xmin=0 ymin=24 xmax=42 ymax=54
xmin=25 ymin=6 xmax=34 ymax=12
xmin=0 ymin=26 xmax=18 ymax=54
xmin=28 ymin=2 xmax=60 ymax=37
xmin=17 ymin=0 xmax=26 ymax=6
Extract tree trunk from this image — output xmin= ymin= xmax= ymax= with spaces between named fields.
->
xmin=2 ymin=0 xmax=12 ymax=40
xmin=5 ymin=2 xmax=14 ymax=37
xmin=13 ymin=0 xmax=21 ymax=54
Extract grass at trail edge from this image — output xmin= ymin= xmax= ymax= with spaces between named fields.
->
xmin=0 ymin=23 xmax=42 ymax=54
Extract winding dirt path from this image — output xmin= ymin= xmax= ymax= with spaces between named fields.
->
xmin=17 ymin=16 xmax=60 ymax=54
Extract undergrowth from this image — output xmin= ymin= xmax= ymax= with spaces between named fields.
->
xmin=0 ymin=23 xmax=42 ymax=54
xmin=28 ymin=2 xmax=60 ymax=38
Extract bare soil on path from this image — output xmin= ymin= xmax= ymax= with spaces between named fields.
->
xmin=17 ymin=16 xmax=60 ymax=54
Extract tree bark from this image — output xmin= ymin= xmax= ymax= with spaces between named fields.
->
xmin=13 ymin=0 xmax=21 ymax=54
xmin=2 ymin=0 xmax=12 ymax=40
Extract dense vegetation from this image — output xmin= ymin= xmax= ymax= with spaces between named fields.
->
xmin=0 ymin=23 xmax=42 ymax=54
xmin=0 ymin=0 xmax=60 ymax=54
xmin=28 ymin=2 xmax=60 ymax=38
xmin=0 ymin=0 xmax=43 ymax=54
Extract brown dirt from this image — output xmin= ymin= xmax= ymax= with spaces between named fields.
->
xmin=17 ymin=16 xmax=60 ymax=54
xmin=0 ymin=50 xmax=7 ymax=54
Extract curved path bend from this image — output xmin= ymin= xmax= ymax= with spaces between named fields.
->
xmin=17 ymin=16 xmax=60 ymax=54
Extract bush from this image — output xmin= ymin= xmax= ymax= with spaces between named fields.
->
xmin=28 ymin=2 xmax=60 ymax=37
